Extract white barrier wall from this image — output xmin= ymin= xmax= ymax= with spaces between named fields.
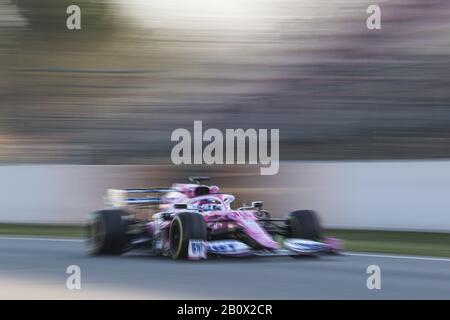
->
xmin=251 ymin=161 xmax=450 ymax=232
xmin=0 ymin=165 xmax=173 ymax=224
xmin=0 ymin=161 xmax=449 ymax=232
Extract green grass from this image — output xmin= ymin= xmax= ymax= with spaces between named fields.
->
xmin=0 ymin=223 xmax=83 ymax=238
xmin=325 ymin=229 xmax=450 ymax=258
xmin=0 ymin=223 xmax=449 ymax=258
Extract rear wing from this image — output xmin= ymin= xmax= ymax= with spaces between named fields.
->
xmin=105 ymin=188 xmax=172 ymax=208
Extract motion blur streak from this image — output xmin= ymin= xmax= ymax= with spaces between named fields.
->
xmin=1 ymin=238 xmax=450 ymax=299
xmin=1 ymin=1 xmax=450 ymax=163
xmin=1 ymin=0 xmax=450 ymax=300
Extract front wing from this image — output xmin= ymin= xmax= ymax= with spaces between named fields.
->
xmin=187 ymin=238 xmax=342 ymax=260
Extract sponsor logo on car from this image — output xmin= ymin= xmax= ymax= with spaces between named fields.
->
xmin=207 ymin=240 xmax=251 ymax=255
xmin=188 ymin=240 xmax=207 ymax=259
xmin=283 ymin=239 xmax=327 ymax=253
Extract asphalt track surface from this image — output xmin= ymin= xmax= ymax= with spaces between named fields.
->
xmin=1 ymin=237 xmax=450 ymax=299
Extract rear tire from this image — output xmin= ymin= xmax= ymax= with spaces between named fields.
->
xmin=86 ymin=209 xmax=128 ymax=255
xmin=169 ymin=212 xmax=207 ymax=259
xmin=287 ymin=210 xmax=321 ymax=241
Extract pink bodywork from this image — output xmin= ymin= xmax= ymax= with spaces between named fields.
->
xmin=204 ymin=210 xmax=280 ymax=250
xmin=154 ymin=183 xmax=282 ymax=250
xmin=148 ymin=183 xmax=340 ymax=253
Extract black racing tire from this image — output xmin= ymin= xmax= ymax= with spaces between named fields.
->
xmin=86 ymin=209 xmax=128 ymax=255
xmin=287 ymin=210 xmax=322 ymax=241
xmin=169 ymin=212 xmax=207 ymax=260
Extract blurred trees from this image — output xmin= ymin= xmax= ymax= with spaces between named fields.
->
xmin=1 ymin=0 xmax=450 ymax=163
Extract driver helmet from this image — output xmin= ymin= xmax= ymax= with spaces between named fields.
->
xmin=198 ymin=199 xmax=223 ymax=211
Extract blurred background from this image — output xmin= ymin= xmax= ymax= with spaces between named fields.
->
xmin=2 ymin=0 xmax=450 ymax=163
xmin=2 ymin=1 xmax=450 ymax=299
xmin=1 ymin=0 xmax=450 ymax=240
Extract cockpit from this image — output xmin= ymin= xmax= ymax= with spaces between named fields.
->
xmin=186 ymin=194 xmax=235 ymax=212
xmin=192 ymin=198 xmax=224 ymax=212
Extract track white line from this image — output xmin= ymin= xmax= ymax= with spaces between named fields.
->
xmin=345 ymin=252 xmax=450 ymax=263
xmin=0 ymin=237 xmax=449 ymax=262
xmin=0 ymin=237 xmax=83 ymax=242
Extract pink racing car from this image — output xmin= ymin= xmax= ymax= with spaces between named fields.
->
xmin=86 ymin=176 xmax=342 ymax=259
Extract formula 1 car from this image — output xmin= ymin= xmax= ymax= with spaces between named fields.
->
xmin=86 ymin=176 xmax=342 ymax=259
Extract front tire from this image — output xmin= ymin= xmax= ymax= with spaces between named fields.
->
xmin=169 ymin=212 xmax=207 ymax=259
xmin=86 ymin=209 xmax=128 ymax=255
xmin=287 ymin=210 xmax=321 ymax=241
